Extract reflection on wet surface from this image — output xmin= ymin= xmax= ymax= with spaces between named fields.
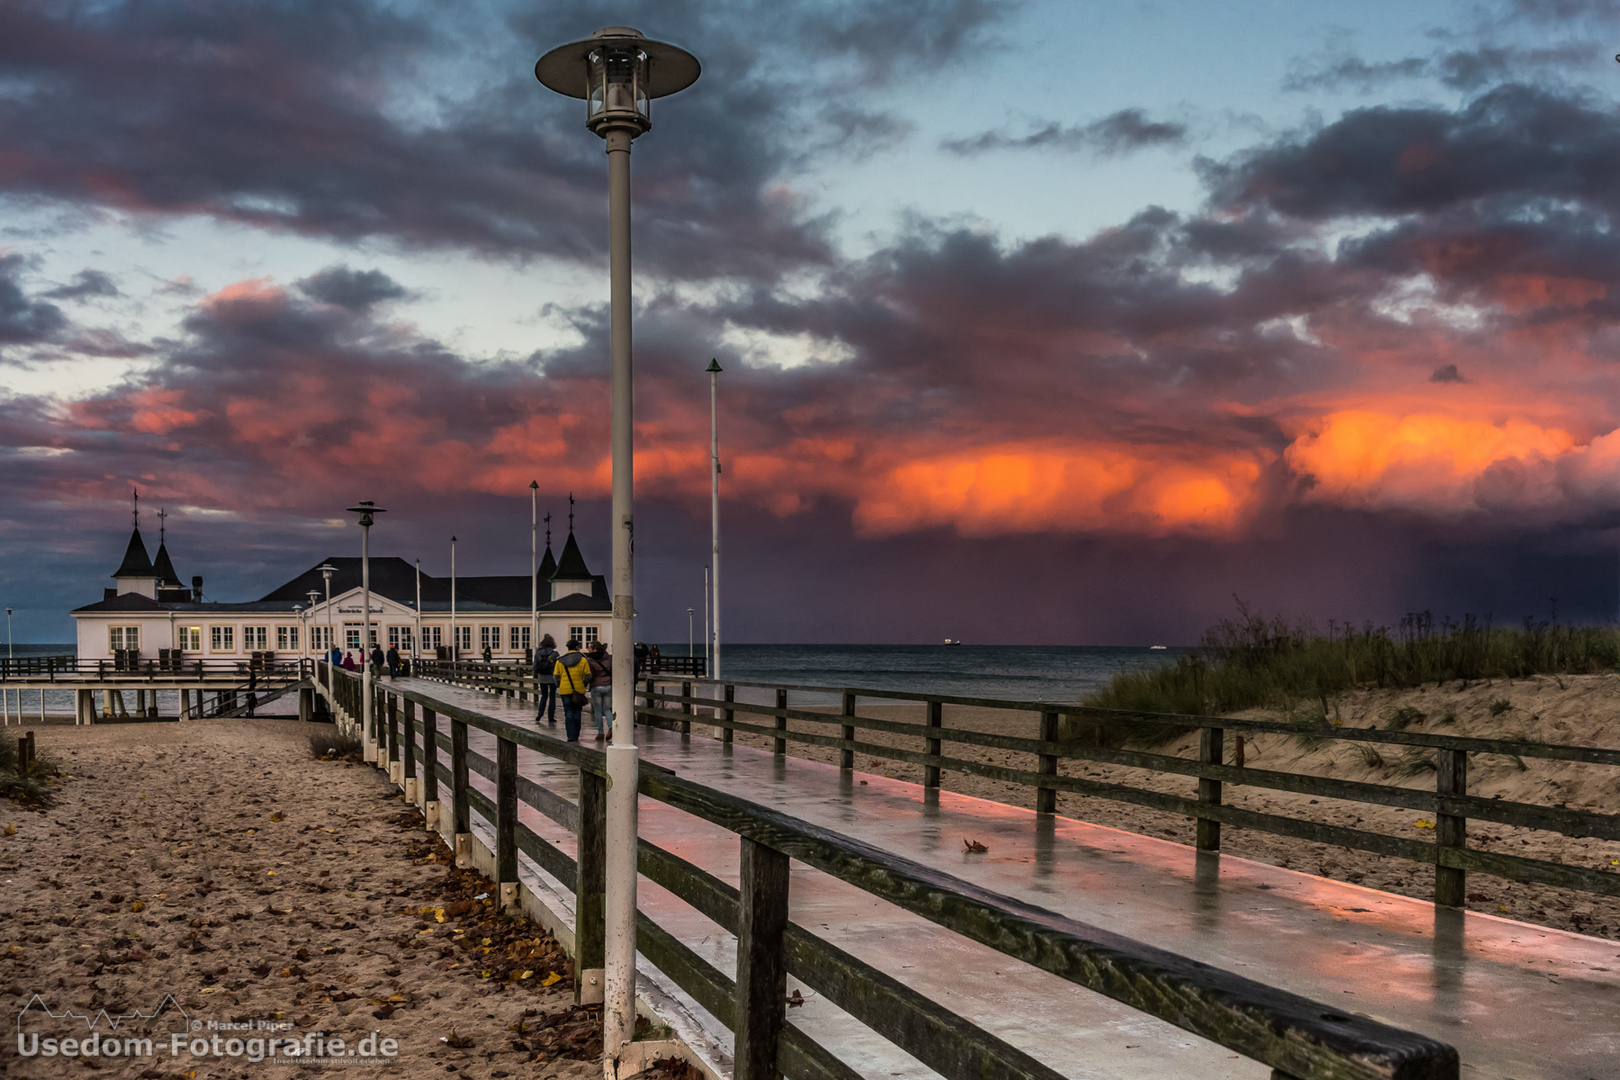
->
xmin=393 ymin=677 xmax=1620 ymax=1080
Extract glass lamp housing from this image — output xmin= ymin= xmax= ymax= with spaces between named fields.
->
xmin=536 ymin=27 xmax=700 ymax=140
xmin=587 ymin=42 xmax=650 ymax=133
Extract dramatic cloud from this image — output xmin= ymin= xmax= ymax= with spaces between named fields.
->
xmin=943 ymin=109 xmax=1187 ymax=157
xmin=297 ymin=266 xmax=410 ymax=311
xmin=42 ymin=269 xmax=119 ymax=301
xmin=0 ymin=254 xmax=66 ymax=344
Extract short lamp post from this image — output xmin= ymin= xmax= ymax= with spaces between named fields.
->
xmin=536 ymin=26 xmax=700 ymax=1069
xmin=346 ymin=502 xmax=385 ymax=760
xmin=318 ymin=563 xmax=337 ymax=688
xmin=306 ymin=589 xmax=321 ymax=659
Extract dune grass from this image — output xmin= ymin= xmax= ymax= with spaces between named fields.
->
xmin=0 ymin=731 xmax=55 ymax=805
xmin=1082 ymin=604 xmax=1620 ymax=726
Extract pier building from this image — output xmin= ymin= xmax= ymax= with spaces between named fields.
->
xmin=70 ymin=521 xmax=610 ymax=663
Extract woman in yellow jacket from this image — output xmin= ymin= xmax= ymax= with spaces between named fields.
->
xmin=553 ymin=639 xmax=594 ymax=742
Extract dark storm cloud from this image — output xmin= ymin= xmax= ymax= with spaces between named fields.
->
xmin=297 ymin=266 xmax=410 ymax=311
xmin=42 ymin=269 xmax=120 ymax=301
xmin=0 ymin=254 xmax=66 ymax=344
xmin=942 ymin=109 xmax=1187 ymax=157
xmin=1282 ymin=54 xmax=1429 ymax=93
xmin=1431 ymin=364 xmax=1465 ymax=383
xmin=0 ymin=0 xmax=1010 ymax=281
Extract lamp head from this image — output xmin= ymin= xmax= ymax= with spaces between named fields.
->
xmin=346 ymin=500 xmax=385 ymax=529
xmin=317 ymin=562 xmax=337 ymax=582
xmin=706 ymin=358 xmax=723 ymax=373
xmin=537 ymin=27 xmax=700 ymax=138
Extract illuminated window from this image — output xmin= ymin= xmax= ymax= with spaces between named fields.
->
xmin=181 ymin=626 xmax=201 ymax=651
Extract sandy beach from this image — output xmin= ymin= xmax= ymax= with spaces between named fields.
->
xmin=716 ymin=673 xmax=1620 ymax=939
xmin=0 ymin=717 xmax=615 ymax=1080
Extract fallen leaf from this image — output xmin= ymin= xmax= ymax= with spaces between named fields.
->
xmin=540 ymin=972 xmax=562 ymax=987
xmin=130 ymin=900 xmax=146 ymax=912
xmin=270 ymin=812 xmax=284 ymax=823
xmin=4 ymin=824 xmax=14 ymax=836
xmin=1413 ymin=820 xmax=1435 ymax=829
xmin=786 ymin=989 xmax=804 ymax=1008
xmin=963 ymin=838 xmax=989 ymax=853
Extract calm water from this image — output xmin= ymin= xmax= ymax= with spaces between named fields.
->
xmin=653 ymin=644 xmax=1192 ymax=706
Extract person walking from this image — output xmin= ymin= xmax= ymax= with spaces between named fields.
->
xmin=587 ymin=641 xmax=613 ymax=741
xmin=532 ymin=633 xmax=559 ymax=724
xmin=553 ymin=638 xmax=592 ymax=742
xmin=386 ymin=643 xmax=401 ymax=677
xmin=327 ymin=643 xmax=342 ymax=669
xmin=370 ymin=642 xmax=386 ymax=680
xmin=341 ymin=651 xmax=356 ymax=672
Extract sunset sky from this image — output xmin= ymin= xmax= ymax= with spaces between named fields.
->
xmin=4 ymin=0 xmax=1620 ymax=643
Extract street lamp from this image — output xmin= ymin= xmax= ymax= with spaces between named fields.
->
xmin=536 ymin=26 xmax=700 ymax=1064
xmin=687 ymin=607 xmax=694 ymax=657
xmin=530 ymin=480 xmax=539 ymax=663
xmin=450 ymin=535 xmax=458 ymax=662
xmin=346 ymin=502 xmax=385 ymax=759
xmin=707 ymin=358 xmax=724 ymax=685
xmin=318 ymin=563 xmax=337 ymax=688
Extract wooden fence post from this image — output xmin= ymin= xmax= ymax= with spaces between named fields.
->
xmin=451 ymin=718 xmax=471 ymax=868
xmin=1197 ymin=726 xmax=1224 ymax=851
xmin=496 ymin=735 xmax=518 ymax=911
xmin=774 ymin=688 xmax=788 ymax=756
xmin=682 ymin=679 xmax=693 ymax=735
xmin=1435 ymin=748 xmax=1468 ymax=907
xmin=575 ymin=768 xmax=607 ymax=1005
xmin=723 ymin=684 xmax=735 ymax=746
xmin=402 ymin=698 xmax=417 ymax=804
xmin=1037 ymin=710 xmax=1059 ymax=814
xmin=840 ymin=692 xmax=856 ymax=770
xmin=386 ymin=694 xmax=400 ymax=784
xmin=422 ymin=707 xmax=440 ymax=831
xmin=644 ymin=678 xmax=655 ymax=729
xmin=734 ymin=837 xmax=790 ymax=1080
xmin=924 ymin=700 xmax=943 ymax=789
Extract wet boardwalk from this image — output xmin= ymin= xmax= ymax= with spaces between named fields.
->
xmin=390 ymin=676 xmax=1620 ymax=1080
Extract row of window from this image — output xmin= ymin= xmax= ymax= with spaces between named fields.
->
xmin=107 ymin=623 xmax=600 ymax=654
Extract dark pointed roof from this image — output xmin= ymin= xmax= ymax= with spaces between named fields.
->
xmin=537 ymin=545 xmax=556 ymax=582
xmin=259 ymin=557 xmax=452 ymax=605
xmin=552 ymin=532 xmax=592 ymax=580
xmin=113 ymin=528 xmax=155 ymax=578
xmin=152 ymin=542 xmax=180 ymax=586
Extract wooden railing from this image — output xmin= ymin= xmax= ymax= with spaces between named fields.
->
xmin=317 ymin=663 xmax=1458 ymax=1080
xmin=629 ymin=678 xmax=1620 ymax=908
xmin=0 ymin=656 xmax=311 ymax=682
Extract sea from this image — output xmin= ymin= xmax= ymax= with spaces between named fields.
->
xmin=1 ymin=642 xmax=1193 ymax=715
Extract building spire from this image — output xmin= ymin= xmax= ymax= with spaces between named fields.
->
xmin=157 ymin=507 xmax=167 ymax=544
xmin=568 ymin=492 xmax=575 ymax=533
xmin=132 ymin=487 xmax=139 ymax=529
xmin=544 ymin=512 xmax=552 ymax=548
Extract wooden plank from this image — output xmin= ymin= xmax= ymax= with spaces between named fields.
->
xmin=638 ymin=770 xmax=1458 ymax=1080
xmin=514 ymin=820 xmax=577 ymax=891
xmin=496 ymin=736 xmax=518 ymax=886
xmin=576 ymin=768 xmax=607 ymax=1001
xmin=451 ymin=719 xmax=470 ymax=835
xmin=1037 ymin=710 xmax=1058 ymax=815
xmin=402 ymin=699 xmax=416 ymax=780
xmin=840 ymin=692 xmax=855 ymax=771
xmin=1435 ymin=749 xmax=1466 ymax=908
xmin=1198 ymin=726 xmax=1223 ymax=852
xmin=387 ymin=693 xmax=399 ymax=764
xmin=735 ymin=837 xmax=791 ymax=1080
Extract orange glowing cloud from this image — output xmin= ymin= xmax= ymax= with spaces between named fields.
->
xmin=128 ymin=388 xmax=208 ymax=434
xmin=1284 ymin=410 xmax=1579 ymax=511
xmin=851 ymin=444 xmax=1269 ymax=537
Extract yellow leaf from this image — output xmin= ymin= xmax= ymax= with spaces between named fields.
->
xmin=518 ymin=970 xmax=534 ymax=980
xmin=1413 ymin=820 xmax=1435 ymax=829
xmin=540 ymin=971 xmax=562 ymax=987
xmin=479 ymin=970 xmax=493 ymax=979
xmin=4 ymin=824 xmax=14 ymax=836
xmin=270 ymin=812 xmax=284 ymax=823
xmin=481 ymin=938 xmax=491 ymax=946
xmin=266 ymin=871 xmax=276 ymax=877
xmin=434 ymin=909 xmax=446 ymax=923
xmin=130 ymin=900 xmax=145 ymax=912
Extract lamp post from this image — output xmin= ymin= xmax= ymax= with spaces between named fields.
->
xmin=450 ymin=536 xmax=458 ymax=662
xmin=707 ymin=358 xmax=722 ymax=681
xmin=687 ymin=607 xmax=694 ymax=657
xmin=318 ymin=564 xmax=337 ymax=688
xmin=530 ymin=480 xmax=539 ymax=663
xmin=414 ymin=558 xmax=423 ymax=663
xmin=536 ymin=27 xmax=700 ymax=1067
xmin=306 ymin=590 xmax=320 ymax=657
xmin=346 ymin=503 xmax=385 ymax=759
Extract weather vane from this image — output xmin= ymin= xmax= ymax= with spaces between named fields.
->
xmin=568 ymin=493 xmax=575 ymax=533
xmin=131 ymin=487 xmax=139 ymax=529
xmin=544 ymin=512 xmax=552 ymax=548
xmin=157 ymin=507 xmax=168 ymax=544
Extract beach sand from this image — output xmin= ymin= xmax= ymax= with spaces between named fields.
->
xmin=712 ymin=673 xmax=1620 ymax=939
xmin=0 ymin=717 xmax=627 ymax=1079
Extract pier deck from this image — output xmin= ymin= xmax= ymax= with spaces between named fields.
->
xmin=391 ymin=675 xmax=1619 ymax=1080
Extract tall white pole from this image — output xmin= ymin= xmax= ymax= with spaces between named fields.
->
xmin=415 ymin=559 xmax=423 ymax=662
xmin=703 ymin=565 xmax=709 ymax=669
xmin=708 ymin=359 xmax=722 ymax=681
xmin=361 ymin=519 xmax=372 ymax=752
xmin=602 ymin=122 xmax=640 ymax=1064
xmin=530 ymin=481 xmax=539 ymax=661
xmin=688 ymin=608 xmax=694 ymax=657
xmin=451 ymin=536 xmax=458 ymax=661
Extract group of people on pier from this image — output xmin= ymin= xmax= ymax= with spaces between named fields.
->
xmin=531 ymin=634 xmax=613 ymax=742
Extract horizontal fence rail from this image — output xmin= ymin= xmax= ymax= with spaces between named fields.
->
xmin=318 ymin=663 xmax=1459 ymax=1080
xmin=629 ymin=679 xmax=1620 ymax=907
xmin=0 ymin=656 xmax=312 ymax=683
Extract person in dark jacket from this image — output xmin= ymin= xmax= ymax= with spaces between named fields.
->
xmin=370 ymin=643 xmax=385 ymax=679
xmin=341 ymin=651 xmax=356 ymax=672
xmin=532 ymin=634 xmax=559 ymax=724
xmin=386 ymin=644 xmax=401 ymax=677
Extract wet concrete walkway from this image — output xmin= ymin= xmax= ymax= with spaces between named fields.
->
xmin=390 ymin=676 xmax=1620 ymax=1080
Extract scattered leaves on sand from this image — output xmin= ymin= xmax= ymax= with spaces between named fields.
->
xmin=963 ymin=838 xmax=989 ymax=853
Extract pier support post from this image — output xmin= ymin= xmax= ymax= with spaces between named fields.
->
xmin=723 ymin=684 xmax=735 ymax=746
xmin=924 ymin=700 xmax=942 ymax=788
xmin=1197 ymin=726 xmax=1224 ymax=852
xmin=1037 ymin=710 xmax=1059 ymax=815
xmin=75 ymin=689 xmax=93 ymax=725
xmin=576 ymin=768 xmax=607 ymax=1005
xmin=402 ymin=699 xmax=417 ymax=804
xmin=774 ymin=688 xmax=787 ymax=755
xmin=734 ymin=837 xmax=790 ymax=1080
xmin=681 ymin=679 xmax=692 ymax=735
xmin=496 ymin=735 xmax=518 ymax=911
xmin=422 ymin=707 xmax=440 ymax=829
xmin=450 ymin=718 xmax=471 ymax=867
xmin=1435 ymin=748 xmax=1468 ymax=907
xmin=840 ymin=691 xmax=856 ymax=770
xmin=298 ymin=687 xmax=313 ymax=724
xmin=386 ymin=694 xmax=401 ymax=785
